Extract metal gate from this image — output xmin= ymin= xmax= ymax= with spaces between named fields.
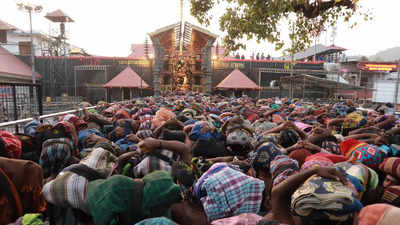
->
xmin=0 ymin=82 xmax=42 ymax=132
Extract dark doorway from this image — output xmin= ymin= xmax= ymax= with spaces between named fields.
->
xmin=123 ymin=88 xmax=130 ymax=100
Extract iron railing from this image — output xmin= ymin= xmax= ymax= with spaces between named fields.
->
xmin=0 ymin=82 xmax=42 ymax=125
xmin=0 ymin=100 xmax=132 ymax=133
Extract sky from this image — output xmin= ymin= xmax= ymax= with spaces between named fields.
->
xmin=1 ymin=0 xmax=399 ymax=57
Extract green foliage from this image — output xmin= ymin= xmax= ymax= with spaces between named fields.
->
xmin=190 ymin=0 xmax=372 ymax=55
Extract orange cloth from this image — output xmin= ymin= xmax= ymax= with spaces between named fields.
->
xmin=152 ymin=107 xmax=176 ymax=128
xmin=288 ymin=149 xmax=312 ymax=167
xmin=0 ymin=168 xmax=23 ymax=225
xmin=340 ymin=139 xmax=367 ymax=158
xmin=0 ymin=157 xmax=46 ymax=217
xmin=358 ymin=204 xmax=400 ymax=225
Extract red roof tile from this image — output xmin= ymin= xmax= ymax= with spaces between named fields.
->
xmin=104 ymin=66 xmax=150 ymax=88
xmin=215 ymin=69 xmax=260 ymax=90
xmin=0 ymin=20 xmax=17 ymax=31
xmin=0 ymin=46 xmax=41 ymax=80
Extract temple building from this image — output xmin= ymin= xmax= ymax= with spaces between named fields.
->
xmin=14 ymin=22 xmax=370 ymax=103
xmin=148 ymin=22 xmax=217 ymax=94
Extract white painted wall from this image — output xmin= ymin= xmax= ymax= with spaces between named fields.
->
xmin=373 ymin=79 xmax=400 ymax=103
xmin=1 ymin=30 xmax=72 ymax=56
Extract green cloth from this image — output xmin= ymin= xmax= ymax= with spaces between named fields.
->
xmin=122 ymin=163 xmax=132 ymax=176
xmin=86 ymin=175 xmax=143 ymax=225
xmin=270 ymin=104 xmax=281 ymax=109
xmin=88 ymin=109 xmax=97 ymax=113
xmin=142 ymin=171 xmax=182 ymax=218
xmin=22 ymin=214 xmax=44 ymax=225
xmin=135 ymin=217 xmax=178 ymax=225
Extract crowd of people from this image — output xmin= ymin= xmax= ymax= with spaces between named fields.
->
xmin=1 ymin=93 xmax=400 ymax=225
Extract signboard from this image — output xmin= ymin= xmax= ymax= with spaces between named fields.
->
xmin=119 ymin=59 xmax=151 ymax=67
xmin=0 ymin=86 xmax=12 ymax=97
xmin=357 ymin=62 xmax=398 ymax=72
xmin=214 ymin=61 xmax=245 ymax=69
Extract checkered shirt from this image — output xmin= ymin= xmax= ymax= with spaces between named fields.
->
xmin=198 ymin=163 xmax=265 ymax=221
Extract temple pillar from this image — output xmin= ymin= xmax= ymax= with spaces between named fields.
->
xmin=201 ymin=40 xmax=213 ymax=93
xmin=152 ymin=39 xmax=165 ymax=96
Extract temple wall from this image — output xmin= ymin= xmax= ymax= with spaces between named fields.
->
xmin=18 ymin=55 xmax=325 ymax=100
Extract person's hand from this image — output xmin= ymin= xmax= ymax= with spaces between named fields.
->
xmin=285 ymin=121 xmax=298 ymax=130
xmin=388 ymin=115 xmax=397 ymax=121
xmin=228 ymin=116 xmax=243 ymax=125
xmin=292 ymin=141 xmax=305 ymax=149
xmin=344 ymin=118 xmax=355 ymax=124
xmin=126 ymin=134 xmax=140 ymax=143
xmin=117 ymin=151 xmax=140 ymax=164
xmin=304 ymin=115 xmax=315 ymax=121
xmin=303 ymin=142 xmax=322 ymax=152
xmin=114 ymin=126 xmax=125 ymax=137
xmin=311 ymin=127 xmax=330 ymax=138
xmin=281 ymin=121 xmax=292 ymax=128
xmin=86 ymin=134 xmax=109 ymax=146
xmin=184 ymin=125 xmax=194 ymax=135
xmin=200 ymin=122 xmax=213 ymax=133
xmin=138 ymin=137 xmax=161 ymax=154
xmin=163 ymin=117 xmax=184 ymax=130
xmin=315 ymin=167 xmax=347 ymax=184
xmin=374 ymin=136 xmax=389 ymax=146
xmin=115 ymin=151 xmax=140 ymax=173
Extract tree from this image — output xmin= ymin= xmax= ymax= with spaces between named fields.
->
xmin=190 ymin=0 xmax=371 ymax=54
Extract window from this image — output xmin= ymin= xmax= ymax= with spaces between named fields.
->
xmin=0 ymin=30 xmax=7 ymax=43
xmin=270 ymin=80 xmax=280 ymax=88
xmin=19 ymin=41 xmax=32 ymax=55
xmin=163 ymin=75 xmax=171 ymax=85
xmin=194 ymin=76 xmax=201 ymax=85
xmin=164 ymin=63 xmax=169 ymax=72
xmin=195 ymin=61 xmax=201 ymax=71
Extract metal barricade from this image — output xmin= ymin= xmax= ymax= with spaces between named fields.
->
xmin=0 ymin=83 xmax=43 ymax=131
xmin=0 ymin=100 xmax=132 ymax=133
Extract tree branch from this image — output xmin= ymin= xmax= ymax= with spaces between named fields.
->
xmin=293 ymin=0 xmax=355 ymax=18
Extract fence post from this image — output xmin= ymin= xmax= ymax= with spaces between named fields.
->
xmin=37 ymin=84 xmax=43 ymax=116
xmin=29 ymin=85 xmax=34 ymax=116
xmin=11 ymin=85 xmax=18 ymax=133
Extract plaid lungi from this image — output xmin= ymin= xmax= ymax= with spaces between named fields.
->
xmin=196 ymin=163 xmax=265 ymax=221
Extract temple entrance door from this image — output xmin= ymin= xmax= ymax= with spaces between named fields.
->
xmin=234 ymin=90 xmax=243 ymax=98
xmin=123 ymin=88 xmax=130 ymax=100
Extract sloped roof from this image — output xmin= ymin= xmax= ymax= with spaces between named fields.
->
xmin=280 ymin=44 xmax=347 ymax=61
xmin=0 ymin=46 xmax=41 ymax=80
xmin=45 ymin=9 xmax=74 ymax=22
xmin=148 ymin=23 xmax=178 ymax=53
xmin=215 ymin=69 xmax=260 ymax=90
xmin=148 ymin=22 xmax=218 ymax=55
xmin=104 ymin=67 xmax=150 ymax=88
xmin=0 ymin=19 xmax=17 ymax=30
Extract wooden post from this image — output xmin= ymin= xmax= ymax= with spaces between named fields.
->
xmin=302 ymin=76 xmax=306 ymax=99
xmin=74 ymin=69 xmax=77 ymax=97
xmin=394 ymin=63 xmax=400 ymax=111
xmin=258 ymin=70 xmax=261 ymax=99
